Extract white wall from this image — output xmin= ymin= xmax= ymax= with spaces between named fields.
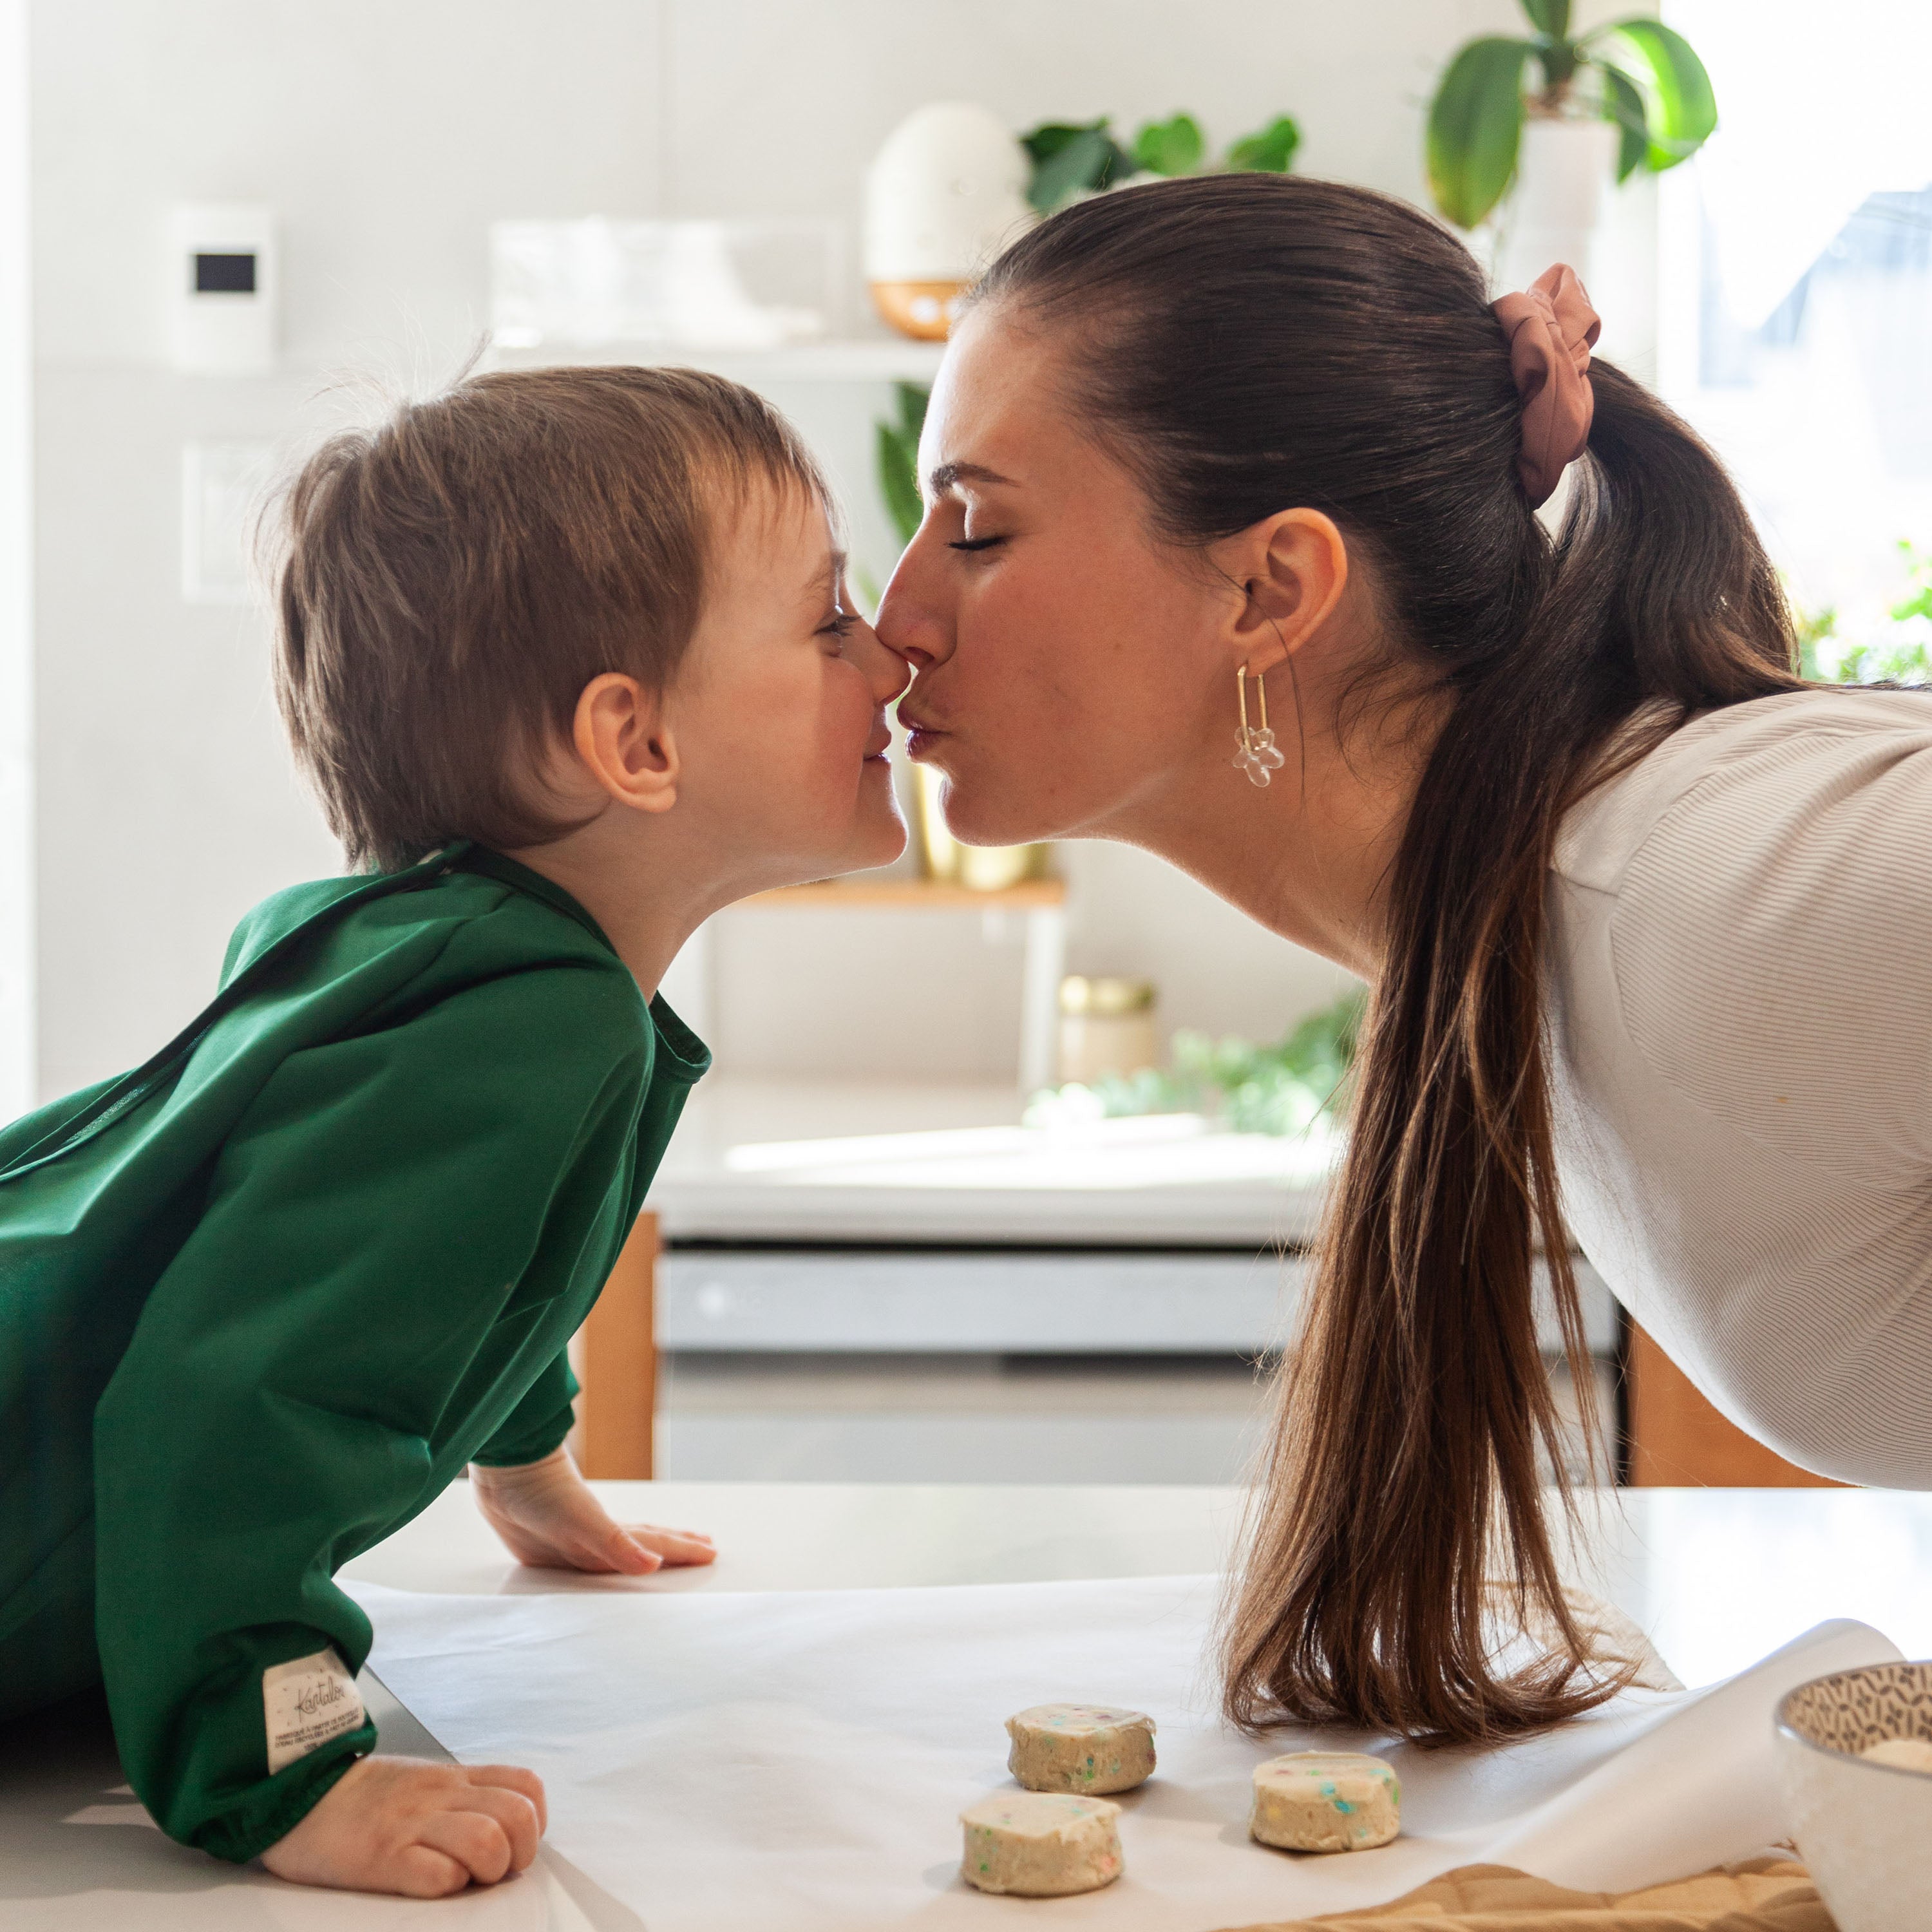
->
xmin=32 ymin=0 xmax=671 ymax=1096
xmin=703 ymin=842 xmax=1361 ymax=1084
xmin=29 ymin=0 xmax=1649 ymax=1096
xmin=0 ymin=0 xmax=28 ymax=1119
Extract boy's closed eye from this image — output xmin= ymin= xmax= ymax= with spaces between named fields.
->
xmin=815 ymin=553 xmax=857 ymax=650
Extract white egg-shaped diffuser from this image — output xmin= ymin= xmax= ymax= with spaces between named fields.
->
xmin=864 ymin=102 xmax=1032 ymax=339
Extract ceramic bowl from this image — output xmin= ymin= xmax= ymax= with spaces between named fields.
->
xmin=1774 ymin=1660 xmax=1932 ymax=1931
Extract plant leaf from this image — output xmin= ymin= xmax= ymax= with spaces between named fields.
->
xmin=1133 ymin=111 xmax=1205 ymax=177
xmin=1593 ymin=60 xmax=1650 ymax=182
xmin=875 ymin=416 xmax=924 ymax=550
xmin=1889 ymin=540 xmax=1932 ymax=623
xmin=1226 ymin=114 xmax=1302 ymax=174
xmin=1600 ymin=19 xmax=1717 ymax=170
xmin=894 ymin=381 xmax=929 ymax=442
xmin=1520 ymin=0 xmax=1571 ymax=39
xmin=1026 ymin=119 xmax=1133 ymax=212
xmin=1427 ymin=37 xmax=1532 ymax=228
xmin=1019 ymin=121 xmax=1094 ymax=166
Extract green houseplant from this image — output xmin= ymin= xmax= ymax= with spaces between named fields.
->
xmin=1025 ymin=989 xmax=1367 ymax=1135
xmin=876 ymin=381 xmax=929 ymax=551
xmin=1021 ymin=110 xmax=1302 ymax=216
xmin=1426 ymin=0 xmax=1718 ymax=231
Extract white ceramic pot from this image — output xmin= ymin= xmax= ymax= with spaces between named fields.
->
xmin=1774 ymin=1660 xmax=1932 ymax=1931
xmin=1495 ymin=115 xmax=1618 ymax=297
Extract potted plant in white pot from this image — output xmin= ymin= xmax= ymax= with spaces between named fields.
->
xmin=1426 ymin=0 xmax=1717 ymax=292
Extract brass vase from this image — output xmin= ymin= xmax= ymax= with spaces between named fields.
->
xmin=913 ymin=762 xmax=1048 ymax=891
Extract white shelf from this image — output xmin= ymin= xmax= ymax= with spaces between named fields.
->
xmin=482 ymin=337 xmax=947 ymax=384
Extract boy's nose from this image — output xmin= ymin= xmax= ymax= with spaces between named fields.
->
xmin=851 ymin=617 xmax=911 ymax=703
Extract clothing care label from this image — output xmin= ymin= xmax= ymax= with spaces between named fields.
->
xmin=263 ymin=1648 xmax=365 ymax=1774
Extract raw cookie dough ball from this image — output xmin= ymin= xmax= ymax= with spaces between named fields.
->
xmin=1862 ymin=1736 xmax=1932 ymax=1774
xmin=960 ymin=1792 xmax=1124 ymax=1897
xmin=1005 ymin=1703 xmax=1157 ymax=1795
xmin=1251 ymin=1751 xmax=1401 ymax=1854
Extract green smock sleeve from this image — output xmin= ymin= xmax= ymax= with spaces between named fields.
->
xmin=471 ymin=1349 xmax=580 ymax=1468
xmin=90 ymin=962 xmax=651 ymax=1863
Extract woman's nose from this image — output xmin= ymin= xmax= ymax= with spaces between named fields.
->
xmin=874 ymin=540 xmax=954 ymax=672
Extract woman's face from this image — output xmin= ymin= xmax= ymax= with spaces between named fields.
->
xmin=875 ymin=307 xmax=1239 ymax=849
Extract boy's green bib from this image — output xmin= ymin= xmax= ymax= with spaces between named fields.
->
xmin=0 ymin=843 xmax=706 ymax=1862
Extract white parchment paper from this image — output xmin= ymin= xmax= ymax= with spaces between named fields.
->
xmin=349 ymin=1575 xmax=1895 ymax=1932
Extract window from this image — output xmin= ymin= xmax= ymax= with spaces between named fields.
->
xmin=1662 ymin=1 xmax=1932 ymax=672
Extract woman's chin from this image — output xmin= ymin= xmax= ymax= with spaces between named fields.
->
xmin=927 ymin=762 xmax=1063 ymax=849
xmin=945 ymin=802 xmax=1050 ymax=850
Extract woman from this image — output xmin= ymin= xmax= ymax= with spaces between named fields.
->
xmin=874 ymin=173 xmax=1932 ymax=1748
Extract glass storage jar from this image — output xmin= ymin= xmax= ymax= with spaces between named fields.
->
xmin=1057 ymin=976 xmax=1159 ymax=1085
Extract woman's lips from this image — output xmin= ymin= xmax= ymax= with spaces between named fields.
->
xmin=898 ymin=709 xmax=946 ymax=759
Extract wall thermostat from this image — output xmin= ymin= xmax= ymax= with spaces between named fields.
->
xmin=167 ymin=204 xmax=277 ymax=373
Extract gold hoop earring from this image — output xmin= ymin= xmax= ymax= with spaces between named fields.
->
xmin=1233 ymin=666 xmax=1286 ymax=788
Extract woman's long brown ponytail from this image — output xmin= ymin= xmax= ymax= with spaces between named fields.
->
xmin=976 ymin=175 xmax=1802 ymax=1744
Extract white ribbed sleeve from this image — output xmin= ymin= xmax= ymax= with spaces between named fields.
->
xmin=1547 ymin=687 xmax=1932 ymax=1488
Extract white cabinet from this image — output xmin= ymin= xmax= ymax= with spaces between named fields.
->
xmin=660 ymin=1244 xmax=1620 ymax=1358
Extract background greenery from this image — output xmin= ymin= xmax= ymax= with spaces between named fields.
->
xmin=876 ymin=382 xmax=929 ymax=551
xmin=1028 ymin=990 xmax=1367 ymax=1137
xmin=1797 ymin=542 xmax=1932 ymax=687
xmin=1426 ymin=0 xmax=1716 ymax=229
xmin=1021 ymin=108 xmax=1301 ymax=214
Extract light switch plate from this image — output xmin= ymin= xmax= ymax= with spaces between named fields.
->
xmin=181 ymin=439 xmax=274 ymax=605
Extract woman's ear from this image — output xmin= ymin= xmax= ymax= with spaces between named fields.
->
xmin=1218 ymin=508 xmax=1351 ymax=675
xmin=572 ymin=672 xmax=679 ymax=815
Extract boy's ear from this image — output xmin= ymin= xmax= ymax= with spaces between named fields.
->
xmin=572 ymin=673 xmax=679 ymax=815
xmin=1217 ymin=507 xmax=1350 ymax=676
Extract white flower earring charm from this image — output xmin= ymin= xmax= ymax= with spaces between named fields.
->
xmin=1233 ymin=666 xmax=1287 ymax=787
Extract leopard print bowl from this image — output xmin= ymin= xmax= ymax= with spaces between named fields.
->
xmin=1775 ymin=1661 xmax=1932 ymax=1932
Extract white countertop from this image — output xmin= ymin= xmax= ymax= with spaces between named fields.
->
xmin=341 ymin=1479 xmax=1249 ymax=1596
xmin=649 ymin=1081 xmax=1332 ymax=1247
xmin=10 ymin=1481 xmax=1932 ymax=1929
xmin=354 ymin=1481 xmax=1932 ymax=1690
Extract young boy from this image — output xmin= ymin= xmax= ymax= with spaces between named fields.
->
xmin=0 ymin=366 xmax=909 ymax=1895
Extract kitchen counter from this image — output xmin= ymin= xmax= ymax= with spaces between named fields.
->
xmin=9 ymin=1482 xmax=1932 ymax=1930
xmin=348 ymin=1481 xmax=1932 ymax=1691
xmin=649 ymin=1078 xmax=1334 ymax=1247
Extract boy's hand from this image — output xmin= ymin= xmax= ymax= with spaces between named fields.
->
xmin=260 ymin=1756 xmax=545 ymax=1897
xmin=470 ymin=1447 xmax=716 ymax=1575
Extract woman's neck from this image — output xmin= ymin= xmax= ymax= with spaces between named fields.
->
xmin=1105 ymin=674 xmax=1445 ymax=981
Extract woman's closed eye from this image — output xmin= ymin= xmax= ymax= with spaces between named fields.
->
xmin=948 ymin=535 xmax=1006 ymax=554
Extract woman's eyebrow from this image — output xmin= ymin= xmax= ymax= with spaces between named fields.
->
xmin=928 ymin=460 xmax=1018 ymax=495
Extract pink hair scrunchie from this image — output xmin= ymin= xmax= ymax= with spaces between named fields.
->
xmin=1491 ymin=264 xmax=1601 ymax=506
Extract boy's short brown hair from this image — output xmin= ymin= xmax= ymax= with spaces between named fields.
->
xmin=269 ymin=365 xmax=829 ymax=872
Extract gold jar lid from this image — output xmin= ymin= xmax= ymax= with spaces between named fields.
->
xmin=1059 ymin=975 xmax=1156 ymax=1018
